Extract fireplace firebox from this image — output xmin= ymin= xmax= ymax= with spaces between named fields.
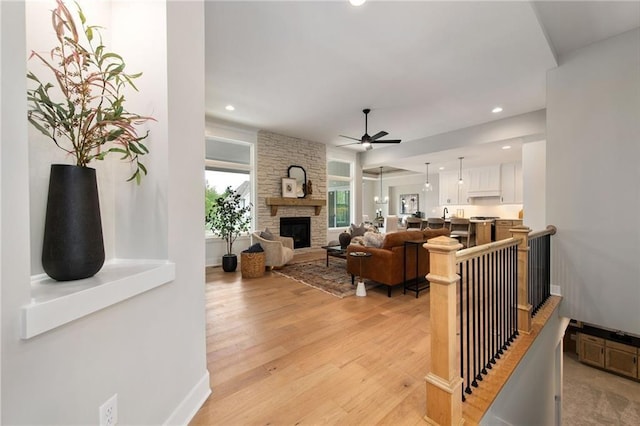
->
xmin=280 ymin=217 xmax=311 ymax=249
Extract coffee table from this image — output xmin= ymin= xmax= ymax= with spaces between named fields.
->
xmin=321 ymin=245 xmax=347 ymax=267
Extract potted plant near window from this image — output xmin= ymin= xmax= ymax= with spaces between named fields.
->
xmin=27 ymin=0 xmax=154 ymax=281
xmin=207 ymin=186 xmax=252 ymax=272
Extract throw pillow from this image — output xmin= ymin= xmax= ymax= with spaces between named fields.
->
xmin=260 ymin=228 xmax=274 ymax=240
xmin=349 ymin=222 xmax=367 ymax=237
xmin=364 ymin=224 xmax=379 ymax=233
xmin=363 ymin=231 xmax=384 ymax=248
xmin=243 ymin=243 xmax=264 ymax=253
xmin=350 ymin=236 xmax=365 ymax=246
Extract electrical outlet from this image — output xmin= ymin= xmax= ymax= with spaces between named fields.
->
xmin=99 ymin=393 xmax=118 ymax=426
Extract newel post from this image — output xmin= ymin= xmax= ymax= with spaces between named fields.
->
xmin=424 ymin=236 xmax=463 ymax=426
xmin=511 ymin=226 xmax=532 ymax=334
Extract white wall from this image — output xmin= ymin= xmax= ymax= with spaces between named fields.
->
xmin=482 ymin=309 xmax=569 ymax=425
xmin=1 ymin=3 xmax=28 ymax=422
xmin=0 ymin=2 xmax=3 ymax=416
xmin=385 ymin=173 xmax=434 ymax=216
xmin=547 ymin=28 xmax=640 ymax=335
xmin=1 ymin=1 xmax=209 ymax=424
xmin=361 ymin=109 xmax=546 ymax=166
xmin=522 ymin=140 xmax=546 ymax=230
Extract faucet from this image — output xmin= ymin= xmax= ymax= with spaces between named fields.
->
xmin=442 ymin=207 xmax=448 ymax=219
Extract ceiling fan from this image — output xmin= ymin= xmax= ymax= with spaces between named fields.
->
xmin=339 ymin=108 xmax=401 ymax=150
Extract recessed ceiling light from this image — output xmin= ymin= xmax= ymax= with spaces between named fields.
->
xmin=349 ymin=0 xmax=366 ymax=6
xmin=502 ymin=145 xmax=511 ymax=150
xmin=492 ymin=106 xmax=503 ymax=113
xmin=439 ymin=166 xmax=445 ymax=170
xmin=225 ymin=105 xmax=235 ymax=111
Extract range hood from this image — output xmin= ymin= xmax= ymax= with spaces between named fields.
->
xmin=467 ymin=190 xmax=501 ymax=198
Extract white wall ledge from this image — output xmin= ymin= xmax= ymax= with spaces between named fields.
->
xmin=21 ymin=259 xmax=175 ymax=339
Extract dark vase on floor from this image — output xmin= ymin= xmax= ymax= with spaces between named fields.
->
xmin=222 ymin=254 xmax=238 ymax=272
xmin=42 ymin=164 xmax=105 ymax=281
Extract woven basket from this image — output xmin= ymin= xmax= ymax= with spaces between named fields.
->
xmin=241 ymin=252 xmax=266 ymax=278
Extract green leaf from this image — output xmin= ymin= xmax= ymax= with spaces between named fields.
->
xmin=26 ymin=0 xmax=153 ymax=184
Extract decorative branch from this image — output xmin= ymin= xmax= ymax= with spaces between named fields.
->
xmin=27 ymin=0 xmax=154 ymax=183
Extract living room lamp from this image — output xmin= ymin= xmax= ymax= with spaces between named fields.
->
xmin=374 ymin=166 xmax=389 ymax=204
xmin=424 ymin=162 xmax=432 ymax=191
xmin=458 ymin=157 xmax=464 ymax=185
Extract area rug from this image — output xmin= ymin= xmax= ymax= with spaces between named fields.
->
xmin=275 ymin=260 xmax=376 ymax=298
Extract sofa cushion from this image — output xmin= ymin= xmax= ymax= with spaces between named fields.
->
xmin=363 ymin=231 xmax=385 ymax=248
xmin=260 ymin=228 xmax=275 ymax=240
xmin=350 ymin=236 xmax=365 ymax=246
xmin=381 ymin=231 xmax=417 ymax=249
xmin=422 ymin=227 xmax=451 ymax=240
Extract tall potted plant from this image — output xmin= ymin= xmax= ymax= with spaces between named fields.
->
xmin=27 ymin=0 xmax=154 ymax=281
xmin=207 ymin=186 xmax=252 ymax=272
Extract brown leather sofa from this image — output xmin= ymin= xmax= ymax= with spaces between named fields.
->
xmin=346 ymin=228 xmax=451 ymax=297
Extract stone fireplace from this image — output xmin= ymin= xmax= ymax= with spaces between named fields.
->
xmin=256 ymin=131 xmax=327 ymax=248
xmin=280 ymin=217 xmax=311 ymax=249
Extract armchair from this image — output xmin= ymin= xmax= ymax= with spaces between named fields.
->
xmin=251 ymin=232 xmax=294 ymax=268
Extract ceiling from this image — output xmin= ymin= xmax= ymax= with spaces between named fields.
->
xmin=204 ymin=1 xmax=640 ymax=174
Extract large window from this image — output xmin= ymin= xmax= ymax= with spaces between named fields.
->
xmin=327 ymin=160 xmax=353 ymax=229
xmin=205 ymin=138 xmax=253 ymax=233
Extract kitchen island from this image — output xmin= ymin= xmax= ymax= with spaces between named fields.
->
xmin=432 ymin=216 xmax=519 ymax=246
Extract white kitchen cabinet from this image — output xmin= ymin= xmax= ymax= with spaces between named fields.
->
xmin=500 ymin=163 xmax=523 ymax=204
xmin=467 ymin=166 xmax=501 ymax=197
xmin=439 ymin=171 xmax=460 ymax=205
xmin=439 ymin=170 xmax=470 ymax=205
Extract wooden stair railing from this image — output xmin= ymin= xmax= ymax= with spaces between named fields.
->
xmin=423 ymin=225 xmax=556 ymax=425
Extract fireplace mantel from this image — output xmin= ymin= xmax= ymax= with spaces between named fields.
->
xmin=265 ymin=197 xmax=326 ymax=216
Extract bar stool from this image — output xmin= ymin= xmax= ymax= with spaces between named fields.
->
xmin=449 ymin=218 xmax=473 ymax=248
xmin=426 ymin=217 xmax=445 ymax=229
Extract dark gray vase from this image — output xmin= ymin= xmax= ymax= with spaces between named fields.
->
xmin=222 ymin=254 xmax=238 ymax=272
xmin=339 ymin=232 xmax=352 ymax=248
xmin=42 ymin=164 xmax=105 ymax=281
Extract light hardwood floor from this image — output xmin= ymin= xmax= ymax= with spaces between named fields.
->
xmin=191 ymin=256 xmax=432 ymax=425
xmin=190 ymin=254 xmax=624 ymax=425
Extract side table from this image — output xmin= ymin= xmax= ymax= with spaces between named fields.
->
xmin=349 ymin=251 xmax=372 ymax=297
xmin=403 ymin=239 xmax=429 ymax=298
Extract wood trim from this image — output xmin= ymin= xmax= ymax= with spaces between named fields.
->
xmin=529 ymin=225 xmax=558 ymax=240
xmin=424 ymin=236 xmax=464 ymax=426
xmin=462 ymin=296 xmax=563 ymax=425
xmin=264 ymin=197 xmax=327 ymax=216
xmin=455 ymin=238 xmax=518 ymax=263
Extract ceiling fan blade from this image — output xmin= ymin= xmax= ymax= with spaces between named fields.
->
xmin=371 ymin=139 xmax=401 ymax=144
xmin=336 ymin=141 xmax=362 ymax=148
xmin=339 ymin=135 xmax=362 ymax=142
xmin=370 ymin=131 xmax=388 ymax=141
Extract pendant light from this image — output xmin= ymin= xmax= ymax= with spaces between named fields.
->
xmin=458 ymin=157 xmax=464 ymax=185
xmin=374 ymin=166 xmax=388 ymax=204
xmin=424 ymin=162 xmax=432 ymax=191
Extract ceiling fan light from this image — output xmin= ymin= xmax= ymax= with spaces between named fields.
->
xmin=362 ymin=141 xmax=371 ymax=149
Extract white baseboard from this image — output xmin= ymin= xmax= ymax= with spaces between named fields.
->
xmin=163 ymin=370 xmax=211 ymax=426
xmin=551 ymin=285 xmax=562 ymax=296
